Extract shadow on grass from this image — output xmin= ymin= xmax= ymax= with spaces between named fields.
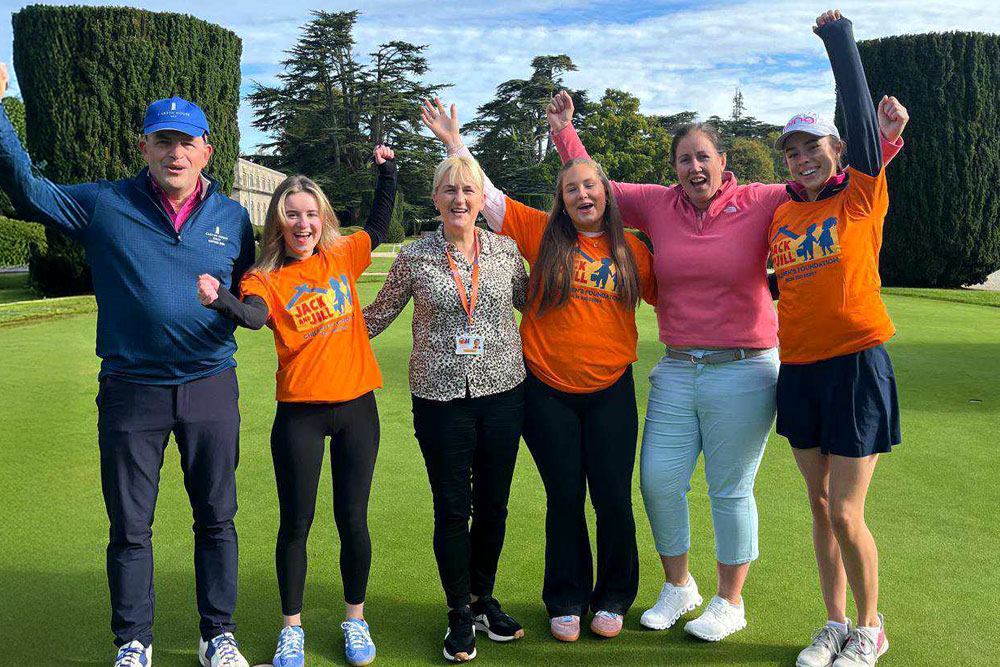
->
xmin=2 ymin=567 xmax=800 ymax=667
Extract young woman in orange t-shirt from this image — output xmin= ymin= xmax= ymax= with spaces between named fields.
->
xmin=422 ymin=100 xmax=656 ymax=642
xmin=196 ymin=146 xmax=397 ymax=667
xmin=768 ymin=12 xmax=908 ymax=667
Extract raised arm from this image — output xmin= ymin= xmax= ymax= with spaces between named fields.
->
xmin=421 ymin=98 xmax=507 ymax=232
xmin=815 ymin=12 xmax=880 ymax=177
xmin=197 ymin=273 xmax=268 ymax=330
xmin=364 ymin=145 xmax=398 ymax=251
xmin=547 ymin=91 xmax=661 ymax=232
xmin=877 ymin=95 xmax=907 ymax=165
xmin=0 ymin=63 xmax=99 ymax=239
xmin=547 ymin=91 xmax=590 ymax=161
xmin=361 ymin=249 xmax=413 ymax=338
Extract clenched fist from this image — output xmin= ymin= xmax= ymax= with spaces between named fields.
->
xmin=373 ymin=144 xmax=395 ymax=165
xmin=877 ymin=95 xmax=909 ymax=143
xmin=546 ymin=90 xmax=575 ymax=133
xmin=197 ymin=273 xmax=221 ymax=306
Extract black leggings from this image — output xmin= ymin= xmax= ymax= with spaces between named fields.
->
xmin=523 ymin=367 xmax=639 ymax=617
xmin=270 ymin=393 xmax=379 ymax=614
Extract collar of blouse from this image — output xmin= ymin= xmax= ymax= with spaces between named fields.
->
xmin=434 ymin=225 xmax=502 ymax=260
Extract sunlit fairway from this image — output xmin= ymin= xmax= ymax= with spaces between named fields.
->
xmin=1 ymin=283 xmax=997 ymax=666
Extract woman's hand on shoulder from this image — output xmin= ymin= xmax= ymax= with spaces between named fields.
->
xmin=197 ymin=273 xmax=221 ymax=306
xmin=373 ymin=144 xmax=395 ymax=165
xmin=421 ymin=97 xmax=462 ymax=151
xmin=814 ymin=9 xmax=843 ymax=33
xmin=546 ymin=90 xmax=574 ymax=133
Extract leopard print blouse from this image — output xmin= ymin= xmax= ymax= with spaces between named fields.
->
xmin=362 ymin=226 xmax=527 ymax=401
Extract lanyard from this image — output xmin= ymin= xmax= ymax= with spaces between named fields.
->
xmin=445 ymin=233 xmax=480 ymax=328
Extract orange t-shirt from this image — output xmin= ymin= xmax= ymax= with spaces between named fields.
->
xmin=769 ymin=167 xmax=895 ymax=364
xmin=240 ymin=232 xmax=382 ymax=402
xmin=502 ymin=196 xmax=657 ymax=393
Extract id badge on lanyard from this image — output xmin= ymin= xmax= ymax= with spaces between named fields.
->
xmin=447 ymin=235 xmax=485 ymax=356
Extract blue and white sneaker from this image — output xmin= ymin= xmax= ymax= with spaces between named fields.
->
xmin=342 ymin=618 xmax=376 ymax=666
xmin=273 ymin=625 xmax=305 ymax=667
xmin=198 ymin=633 xmax=250 ymax=667
xmin=114 ymin=640 xmax=151 ymax=667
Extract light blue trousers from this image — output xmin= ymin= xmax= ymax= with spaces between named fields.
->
xmin=639 ymin=348 xmax=779 ymax=565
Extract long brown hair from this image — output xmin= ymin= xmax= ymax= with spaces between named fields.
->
xmin=251 ymin=174 xmax=341 ymax=275
xmin=529 ymin=158 xmax=641 ymax=314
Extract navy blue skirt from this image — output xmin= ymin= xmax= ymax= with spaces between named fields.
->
xmin=777 ymin=344 xmax=901 ymax=457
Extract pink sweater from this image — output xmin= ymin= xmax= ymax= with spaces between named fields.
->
xmin=553 ymin=124 xmax=901 ymax=349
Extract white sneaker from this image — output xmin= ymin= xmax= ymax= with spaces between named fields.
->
xmin=683 ymin=595 xmax=747 ymax=641
xmin=832 ymin=615 xmax=889 ymax=667
xmin=198 ymin=633 xmax=250 ymax=667
xmin=640 ymin=575 xmax=703 ymax=630
xmin=797 ymin=622 xmax=851 ymax=667
xmin=114 ymin=641 xmax=152 ymax=667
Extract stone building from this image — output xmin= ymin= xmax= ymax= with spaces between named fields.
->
xmin=231 ymin=157 xmax=287 ymax=225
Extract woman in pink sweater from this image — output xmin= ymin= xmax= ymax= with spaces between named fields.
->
xmin=547 ymin=91 xmax=907 ymax=641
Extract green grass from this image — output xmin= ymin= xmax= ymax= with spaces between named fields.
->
xmin=0 ymin=293 xmax=97 ymax=325
xmin=0 ymin=271 xmax=37 ymax=303
xmin=0 ymin=291 xmax=997 ymax=666
xmin=883 ymin=286 xmax=1000 ymax=308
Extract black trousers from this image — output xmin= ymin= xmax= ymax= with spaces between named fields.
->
xmin=270 ymin=393 xmax=380 ymax=613
xmin=97 ymin=369 xmax=240 ymax=648
xmin=523 ymin=367 xmax=639 ymax=617
xmin=411 ymin=383 xmax=524 ymax=609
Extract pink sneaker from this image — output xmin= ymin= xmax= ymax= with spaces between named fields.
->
xmin=833 ymin=614 xmax=889 ymax=667
xmin=590 ymin=610 xmax=624 ymax=638
xmin=550 ymin=615 xmax=580 ymax=642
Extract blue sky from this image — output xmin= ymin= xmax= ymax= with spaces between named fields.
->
xmin=1 ymin=0 xmax=998 ymax=153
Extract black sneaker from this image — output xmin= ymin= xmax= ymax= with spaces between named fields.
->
xmin=443 ymin=606 xmax=477 ymax=662
xmin=471 ymin=596 xmax=524 ymax=642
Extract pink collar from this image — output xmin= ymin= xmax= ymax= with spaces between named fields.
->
xmin=786 ymin=169 xmax=848 ymax=200
xmin=150 ymin=174 xmax=204 ymax=232
xmin=672 ymin=171 xmax=740 ymax=215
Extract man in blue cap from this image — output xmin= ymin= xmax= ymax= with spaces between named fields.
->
xmin=0 ymin=63 xmax=253 ymax=667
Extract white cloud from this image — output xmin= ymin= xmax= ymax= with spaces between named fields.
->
xmin=0 ymin=0 xmax=997 ymax=153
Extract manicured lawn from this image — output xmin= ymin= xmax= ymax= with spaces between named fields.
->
xmin=883 ymin=286 xmax=1000 ymax=308
xmin=0 ymin=290 xmax=997 ymax=666
xmin=0 ymin=271 xmax=37 ymax=303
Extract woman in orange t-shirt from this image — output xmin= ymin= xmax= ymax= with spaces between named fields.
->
xmin=422 ymin=99 xmax=656 ymax=642
xmin=769 ymin=12 xmax=906 ymax=667
xmin=195 ymin=146 xmax=396 ymax=667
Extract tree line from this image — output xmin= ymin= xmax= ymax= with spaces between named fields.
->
xmin=3 ymin=6 xmax=998 ymax=290
xmin=248 ymin=11 xmax=782 ymax=233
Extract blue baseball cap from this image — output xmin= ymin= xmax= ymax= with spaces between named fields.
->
xmin=142 ymin=97 xmax=210 ymax=137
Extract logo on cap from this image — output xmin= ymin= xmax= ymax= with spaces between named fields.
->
xmin=143 ymin=97 xmax=210 ymax=137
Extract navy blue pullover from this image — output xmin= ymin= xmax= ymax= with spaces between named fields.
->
xmin=0 ymin=108 xmax=255 ymax=384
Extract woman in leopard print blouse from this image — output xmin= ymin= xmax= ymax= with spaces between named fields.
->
xmin=362 ymin=154 xmax=527 ymax=662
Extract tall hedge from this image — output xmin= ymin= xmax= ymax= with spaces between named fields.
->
xmin=836 ymin=32 xmax=1000 ymax=287
xmin=12 ymin=5 xmax=242 ymax=295
xmin=384 ymin=191 xmax=406 ymax=244
xmin=0 ymin=216 xmax=46 ymax=268
xmin=0 ymin=97 xmax=27 ymax=217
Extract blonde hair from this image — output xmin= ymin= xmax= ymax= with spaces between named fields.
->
xmin=251 ymin=175 xmax=341 ymax=274
xmin=432 ymin=155 xmax=485 ymax=194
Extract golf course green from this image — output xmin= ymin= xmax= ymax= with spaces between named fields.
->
xmin=0 ymin=286 xmax=996 ymax=666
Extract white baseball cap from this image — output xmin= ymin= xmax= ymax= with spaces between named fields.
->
xmin=774 ymin=112 xmax=840 ymax=150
